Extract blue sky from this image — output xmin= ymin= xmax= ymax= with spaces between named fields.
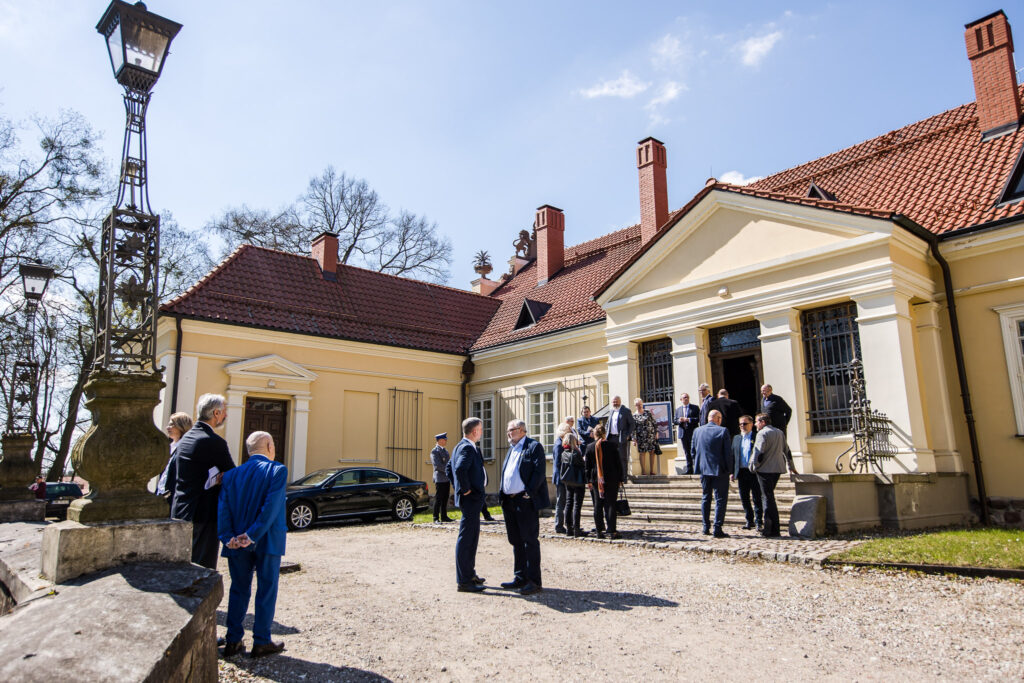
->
xmin=0 ymin=1 xmax=1011 ymax=287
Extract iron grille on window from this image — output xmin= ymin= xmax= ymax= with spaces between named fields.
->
xmin=639 ymin=338 xmax=674 ymax=404
xmin=387 ymin=388 xmax=421 ymax=477
xmin=801 ymin=303 xmax=862 ymax=434
xmin=709 ymin=321 xmax=761 ymax=354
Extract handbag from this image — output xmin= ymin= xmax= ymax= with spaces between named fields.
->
xmin=614 ymin=486 xmax=632 ymax=516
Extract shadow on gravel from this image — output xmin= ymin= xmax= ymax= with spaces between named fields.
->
xmin=523 ymin=587 xmax=678 ymax=614
xmin=217 ymin=609 xmax=300 ymax=636
xmin=226 ymin=654 xmax=391 ymax=683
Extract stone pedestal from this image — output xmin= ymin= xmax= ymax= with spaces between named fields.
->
xmin=41 ymin=518 xmax=191 ymax=584
xmin=0 ymin=433 xmax=39 ymax=507
xmin=794 ymin=473 xmax=880 ymax=533
xmin=68 ymin=370 xmax=168 ymax=523
xmin=0 ymin=500 xmax=44 ymax=522
xmin=876 ymin=472 xmax=970 ymax=529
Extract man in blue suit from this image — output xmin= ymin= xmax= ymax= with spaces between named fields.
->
xmin=448 ymin=417 xmax=487 ymax=593
xmin=499 ymin=419 xmax=550 ymax=596
xmin=691 ymin=410 xmax=734 ymax=538
xmin=217 ymin=430 xmax=288 ymax=658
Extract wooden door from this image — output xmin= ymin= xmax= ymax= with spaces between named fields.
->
xmin=243 ymin=398 xmax=288 ymax=463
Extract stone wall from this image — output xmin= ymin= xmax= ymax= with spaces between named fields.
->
xmin=973 ymin=497 xmax=1024 ymax=528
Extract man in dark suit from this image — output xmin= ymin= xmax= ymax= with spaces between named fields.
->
xmin=674 ymin=392 xmax=700 ymax=474
xmin=217 ymin=430 xmax=288 ymax=658
xmin=691 ymin=410 xmax=734 ymax=538
xmin=172 ymin=393 xmax=236 ymax=569
xmin=709 ymin=388 xmax=742 ymax=437
xmin=605 ymin=396 xmax=635 ymax=479
xmin=498 ymin=419 xmax=550 ymax=596
xmin=697 ymin=383 xmax=714 ymax=425
xmin=731 ymin=415 xmax=763 ymax=531
xmin=448 ymin=417 xmax=487 ymax=592
xmin=760 ymin=384 xmax=793 ymax=434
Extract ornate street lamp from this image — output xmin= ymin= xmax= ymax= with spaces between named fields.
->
xmin=67 ymin=1 xmax=181 ymax=523
xmin=0 ymin=260 xmax=53 ymax=509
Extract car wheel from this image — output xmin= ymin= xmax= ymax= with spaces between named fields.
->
xmin=392 ymin=496 xmax=415 ymax=521
xmin=288 ymin=502 xmax=316 ymax=530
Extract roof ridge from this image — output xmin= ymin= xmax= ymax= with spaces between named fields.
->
xmin=715 ymin=183 xmax=894 ymax=218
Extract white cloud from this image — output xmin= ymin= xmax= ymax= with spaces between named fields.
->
xmin=645 ymin=81 xmax=685 ymax=109
xmin=578 ymin=70 xmax=651 ymax=99
xmin=739 ymin=31 xmax=782 ymax=67
xmin=651 ymin=34 xmax=684 ymax=70
xmin=719 ymin=170 xmax=764 ymax=186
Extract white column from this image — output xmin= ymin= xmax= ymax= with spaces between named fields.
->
xmin=291 ymin=395 xmax=311 ymax=480
xmin=224 ymin=389 xmax=246 ymax=464
xmin=606 ymin=341 xmax=639 ymax=476
xmin=154 ymin=353 xmax=174 ymax=428
xmin=913 ymin=302 xmax=962 ymax=472
xmin=854 ymin=292 xmax=935 ymax=472
xmin=669 ymin=328 xmax=710 ymax=399
xmin=756 ymin=310 xmax=811 ymax=473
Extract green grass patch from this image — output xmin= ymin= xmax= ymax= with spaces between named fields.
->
xmin=832 ymin=528 xmax=1024 ymax=569
xmin=412 ymin=506 xmax=502 ymax=525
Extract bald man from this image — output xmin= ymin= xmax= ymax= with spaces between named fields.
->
xmin=691 ymin=410 xmax=734 ymax=538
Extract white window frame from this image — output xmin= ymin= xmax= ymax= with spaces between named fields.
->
xmin=994 ymin=303 xmax=1024 ymax=435
xmin=593 ymin=373 xmax=610 ymax=411
xmin=469 ymin=394 xmax=495 ymax=461
xmin=526 ymin=382 xmax=558 ymax=453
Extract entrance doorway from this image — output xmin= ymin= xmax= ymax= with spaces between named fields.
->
xmin=709 ymin=322 xmax=763 ymax=418
xmin=243 ymin=398 xmax=288 ymax=464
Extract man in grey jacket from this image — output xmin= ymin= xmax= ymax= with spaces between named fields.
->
xmin=430 ymin=433 xmax=452 ymax=523
xmin=750 ymin=413 xmax=797 ymax=538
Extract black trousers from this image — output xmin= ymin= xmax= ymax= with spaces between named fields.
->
xmin=433 ymin=481 xmax=450 ymax=520
xmin=500 ymin=493 xmax=542 ymax=586
xmin=601 ymin=479 xmax=621 ymax=533
xmin=191 ymin=521 xmax=220 ymax=569
xmin=606 ymin=436 xmax=630 ymax=479
xmin=455 ymin=495 xmax=483 ymax=585
xmin=757 ymin=472 xmax=782 ymax=537
xmin=736 ymin=468 xmax=763 ymax=525
xmin=564 ymin=484 xmax=586 ymax=531
xmin=553 ymin=483 xmax=567 ymax=530
xmin=589 ymin=485 xmax=605 ymax=532
xmin=679 ymin=432 xmax=694 ymax=473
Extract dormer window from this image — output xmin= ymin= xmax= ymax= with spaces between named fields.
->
xmin=999 ymin=145 xmax=1024 ymax=205
xmin=807 ymin=182 xmax=837 ymax=202
xmin=515 ymin=298 xmax=552 ymax=330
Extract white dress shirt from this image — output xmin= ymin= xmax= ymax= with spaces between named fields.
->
xmin=502 ymin=436 xmax=527 ymax=495
xmin=609 ymin=408 xmax=620 ymax=435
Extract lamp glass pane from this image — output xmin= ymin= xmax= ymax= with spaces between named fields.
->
xmin=22 ymin=274 xmax=49 ymax=300
xmin=107 ymin=27 xmax=124 ymax=73
xmin=123 ymin=23 xmax=167 ymax=74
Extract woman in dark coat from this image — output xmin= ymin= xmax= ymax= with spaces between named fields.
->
xmin=584 ymin=424 xmax=622 ymax=539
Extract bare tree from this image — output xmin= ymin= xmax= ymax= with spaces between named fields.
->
xmin=206 ymin=165 xmax=451 ymax=283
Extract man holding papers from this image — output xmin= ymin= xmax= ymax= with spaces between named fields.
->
xmin=172 ymin=393 xmax=236 ymax=569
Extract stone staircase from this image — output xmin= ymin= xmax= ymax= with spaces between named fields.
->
xmin=580 ymin=474 xmax=796 ymax=527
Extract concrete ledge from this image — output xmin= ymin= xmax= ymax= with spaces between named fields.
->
xmin=0 ymin=562 xmax=222 ymax=682
xmin=42 ymin=518 xmax=191 ymax=584
xmin=0 ymin=522 xmax=52 ymax=609
xmin=0 ymin=499 xmax=44 ymax=523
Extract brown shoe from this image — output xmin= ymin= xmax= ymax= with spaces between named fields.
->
xmin=250 ymin=641 xmax=285 ymax=658
xmin=221 ymin=641 xmax=245 ymax=657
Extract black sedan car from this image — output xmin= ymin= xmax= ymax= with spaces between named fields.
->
xmin=285 ymin=466 xmax=429 ymax=530
xmin=44 ymin=482 xmax=84 ymax=520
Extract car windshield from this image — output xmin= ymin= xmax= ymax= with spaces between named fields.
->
xmin=291 ymin=470 xmax=338 ymax=487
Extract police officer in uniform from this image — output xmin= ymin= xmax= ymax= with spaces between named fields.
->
xmin=430 ymin=433 xmax=453 ymax=522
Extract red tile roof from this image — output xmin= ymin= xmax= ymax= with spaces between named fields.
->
xmin=161 ymin=245 xmax=501 ymax=355
xmin=749 ymin=88 xmax=1024 ymax=234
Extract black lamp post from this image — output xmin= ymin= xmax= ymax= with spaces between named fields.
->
xmin=67 ymin=1 xmax=181 ymax=523
xmin=0 ymin=260 xmax=53 ymax=508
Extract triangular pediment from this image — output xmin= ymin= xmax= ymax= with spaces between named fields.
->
xmin=599 ymin=190 xmax=894 ymax=304
xmin=224 ymin=354 xmax=318 ymax=382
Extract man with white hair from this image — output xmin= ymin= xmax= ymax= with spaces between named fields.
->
xmin=217 ymin=431 xmax=288 ymax=658
xmin=498 ymin=419 xmax=550 ymax=595
xmin=172 ymin=393 xmax=236 ymax=569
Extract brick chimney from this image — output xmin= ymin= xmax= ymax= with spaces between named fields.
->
xmin=311 ymin=231 xmax=338 ymax=280
xmin=965 ymin=11 xmax=1022 ymax=138
xmin=534 ymin=205 xmax=564 ymax=286
xmin=637 ymin=137 xmax=668 ymax=244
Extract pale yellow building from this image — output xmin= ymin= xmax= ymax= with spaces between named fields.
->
xmin=157 ymin=10 xmax=1024 ymax=528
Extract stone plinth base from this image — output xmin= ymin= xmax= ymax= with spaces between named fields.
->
xmin=788 ymin=495 xmax=827 ymax=538
xmin=877 ymin=472 xmax=970 ymax=529
xmin=0 ymin=499 xmax=44 ymax=523
xmin=0 ymin=562 xmax=222 ymax=683
xmin=794 ymin=473 xmax=880 ymax=533
xmin=41 ymin=518 xmax=191 ymax=584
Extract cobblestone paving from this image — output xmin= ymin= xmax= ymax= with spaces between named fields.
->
xmin=419 ymin=516 xmax=864 ymax=566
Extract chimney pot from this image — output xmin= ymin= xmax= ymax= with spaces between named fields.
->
xmin=637 ymin=137 xmax=669 ymax=244
xmin=534 ymin=205 xmax=565 ymax=286
xmin=312 ymin=231 xmax=339 ymax=280
xmin=965 ymin=10 xmax=1022 ymax=137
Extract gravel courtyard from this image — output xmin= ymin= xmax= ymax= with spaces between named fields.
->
xmin=218 ymin=522 xmax=1024 ymax=682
